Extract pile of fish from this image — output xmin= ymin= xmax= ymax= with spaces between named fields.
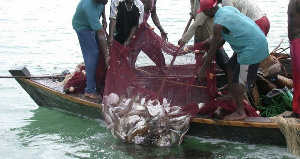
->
xmin=102 ymin=93 xmax=192 ymax=146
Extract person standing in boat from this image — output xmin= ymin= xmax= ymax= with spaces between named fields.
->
xmin=128 ymin=0 xmax=168 ymax=73
xmin=140 ymin=0 xmax=167 ymax=40
xmin=217 ymin=0 xmax=270 ymax=36
xmin=72 ymin=0 xmax=110 ymax=99
xmin=108 ymin=0 xmax=144 ymax=46
xmin=177 ymin=0 xmax=229 ymax=76
xmin=197 ymin=0 xmax=269 ymax=120
xmin=288 ymin=0 xmax=300 ymax=117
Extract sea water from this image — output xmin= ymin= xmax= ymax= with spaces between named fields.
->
xmin=0 ymin=0 xmax=297 ymax=158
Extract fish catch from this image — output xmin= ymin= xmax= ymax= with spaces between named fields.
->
xmin=103 ymin=93 xmax=192 ymax=146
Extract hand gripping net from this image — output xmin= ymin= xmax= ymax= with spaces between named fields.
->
xmin=101 ymin=22 xmax=217 ymax=146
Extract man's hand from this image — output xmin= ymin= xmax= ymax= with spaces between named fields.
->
xmin=124 ymin=40 xmax=130 ymax=47
xmin=161 ymin=31 xmax=168 ymax=41
xmin=107 ymin=36 xmax=114 ymax=46
xmin=197 ymin=68 xmax=206 ymax=82
xmin=178 ymin=39 xmax=185 ymax=48
xmin=102 ymin=19 xmax=107 ymax=29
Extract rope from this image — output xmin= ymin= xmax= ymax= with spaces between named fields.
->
xmin=159 ymin=79 xmax=207 ymax=89
xmin=257 ymin=92 xmax=293 ymax=117
xmin=157 ymin=49 xmax=178 ymax=99
xmin=136 ymin=68 xmax=207 ymax=89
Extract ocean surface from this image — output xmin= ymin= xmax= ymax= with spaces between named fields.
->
xmin=0 ymin=0 xmax=297 ymax=158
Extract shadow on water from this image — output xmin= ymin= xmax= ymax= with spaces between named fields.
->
xmin=109 ymin=141 xmax=225 ymax=159
xmin=11 ymin=106 xmax=298 ymax=159
xmin=12 ymin=107 xmax=227 ymax=159
xmin=11 ymin=106 xmax=299 ymax=159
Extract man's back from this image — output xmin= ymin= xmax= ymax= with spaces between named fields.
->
xmin=222 ymin=0 xmax=265 ymax=21
xmin=288 ymin=0 xmax=300 ymax=41
xmin=72 ymin=0 xmax=104 ymax=32
xmin=214 ymin=6 xmax=268 ymax=65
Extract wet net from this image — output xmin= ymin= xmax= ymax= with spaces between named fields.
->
xmin=101 ymin=23 xmax=217 ymax=146
xmin=270 ymin=116 xmax=300 ymax=157
xmin=62 ymin=23 xmax=220 ymax=146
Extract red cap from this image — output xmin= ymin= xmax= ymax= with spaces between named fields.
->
xmin=197 ymin=0 xmax=218 ymax=13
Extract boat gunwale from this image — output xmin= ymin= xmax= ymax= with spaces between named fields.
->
xmin=19 ymin=78 xmax=102 ymax=109
xmin=18 ymin=78 xmax=290 ymax=129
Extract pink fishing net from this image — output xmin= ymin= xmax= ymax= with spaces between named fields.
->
xmin=99 ymin=23 xmax=218 ymax=146
xmin=63 ymin=22 xmax=260 ymax=146
xmin=63 ymin=22 xmax=218 ymax=114
xmin=103 ymin=23 xmax=216 ymax=113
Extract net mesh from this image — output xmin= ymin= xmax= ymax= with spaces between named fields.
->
xmin=103 ymin=23 xmax=216 ymax=106
xmin=270 ymin=116 xmax=300 ymax=156
xmin=101 ymin=23 xmax=217 ymax=146
xmin=60 ymin=23 xmax=262 ymax=146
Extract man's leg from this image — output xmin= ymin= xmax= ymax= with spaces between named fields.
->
xmin=225 ymin=53 xmax=237 ymax=101
xmin=216 ymin=48 xmax=229 ymax=76
xmin=76 ymin=30 xmax=99 ymax=94
xmin=224 ymin=63 xmax=259 ymax=120
xmin=224 ymin=82 xmax=246 ymax=120
xmin=226 ymin=65 xmax=235 ymax=102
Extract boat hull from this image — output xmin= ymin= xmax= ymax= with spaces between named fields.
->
xmin=10 ymin=68 xmax=103 ymax=119
xmin=9 ymin=67 xmax=287 ymax=146
xmin=187 ymin=121 xmax=286 ymax=145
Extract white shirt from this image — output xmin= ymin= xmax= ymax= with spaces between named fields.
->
xmin=110 ymin=0 xmax=144 ymax=25
xmin=222 ymin=0 xmax=266 ymax=21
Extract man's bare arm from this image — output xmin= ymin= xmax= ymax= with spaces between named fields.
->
xmin=97 ymin=28 xmax=110 ymax=68
xmin=124 ymin=26 xmax=138 ymax=46
xmin=151 ymin=0 xmax=168 ymax=40
xmin=197 ymin=24 xmax=224 ymax=80
xmin=108 ymin=18 xmax=117 ymax=45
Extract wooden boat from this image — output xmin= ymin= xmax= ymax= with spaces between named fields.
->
xmin=9 ymin=66 xmax=294 ymax=147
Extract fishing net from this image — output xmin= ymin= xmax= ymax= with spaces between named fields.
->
xmin=101 ymin=22 xmax=217 ymax=146
xmin=60 ymin=22 xmax=261 ymax=146
xmin=270 ymin=116 xmax=300 ymax=156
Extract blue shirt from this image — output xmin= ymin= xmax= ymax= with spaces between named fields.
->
xmin=72 ymin=0 xmax=104 ymax=32
xmin=214 ymin=6 xmax=269 ymax=65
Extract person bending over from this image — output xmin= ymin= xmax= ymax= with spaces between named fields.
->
xmin=197 ymin=0 xmax=269 ymax=120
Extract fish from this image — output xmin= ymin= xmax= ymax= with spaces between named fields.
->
xmin=103 ymin=93 xmax=193 ymax=146
xmin=106 ymin=93 xmax=119 ymax=106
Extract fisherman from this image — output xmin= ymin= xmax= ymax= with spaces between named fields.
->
xmin=177 ymin=0 xmax=229 ymax=76
xmin=288 ymin=0 xmax=300 ymax=117
xmin=140 ymin=0 xmax=167 ymax=40
xmin=72 ymin=0 xmax=110 ymax=99
xmin=217 ymin=0 xmax=270 ymax=36
xmin=129 ymin=0 xmax=168 ymax=73
xmin=197 ymin=0 xmax=269 ymax=120
xmin=108 ymin=0 xmax=144 ymax=46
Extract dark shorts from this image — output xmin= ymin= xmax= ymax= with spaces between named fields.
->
xmin=227 ymin=53 xmax=260 ymax=90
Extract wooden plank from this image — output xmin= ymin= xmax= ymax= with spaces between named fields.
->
xmin=20 ymin=78 xmax=102 ymax=109
xmin=191 ymin=118 xmax=279 ymax=128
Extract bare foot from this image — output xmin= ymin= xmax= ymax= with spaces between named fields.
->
xmin=224 ymin=112 xmax=246 ymax=121
xmin=84 ymin=92 xmax=100 ymax=99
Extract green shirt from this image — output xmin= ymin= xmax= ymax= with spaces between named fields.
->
xmin=72 ymin=0 xmax=104 ymax=32
xmin=214 ymin=7 xmax=269 ymax=65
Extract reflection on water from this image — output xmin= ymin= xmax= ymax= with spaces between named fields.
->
xmin=10 ymin=107 xmax=295 ymax=159
xmin=15 ymin=107 xmax=224 ymax=158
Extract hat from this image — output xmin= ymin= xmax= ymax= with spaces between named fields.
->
xmin=197 ymin=0 xmax=217 ymax=13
